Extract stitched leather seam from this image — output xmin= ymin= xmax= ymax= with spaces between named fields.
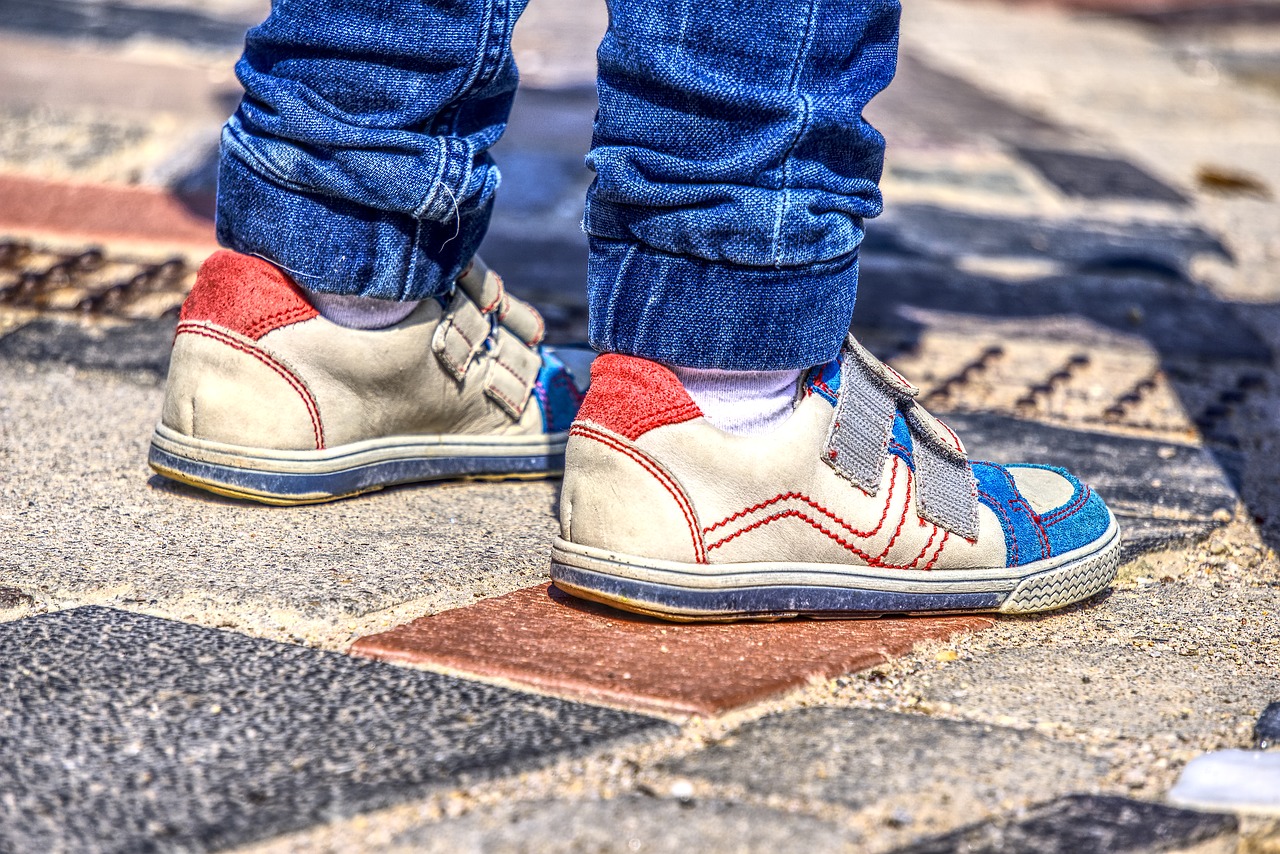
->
xmin=177 ymin=324 xmax=324 ymax=450
xmin=485 ymin=379 xmax=523 ymax=413
xmin=908 ymin=525 xmax=939 ymax=569
xmin=705 ymin=459 xmax=927 ymax=568
xmin=874 ymin=464 xmax=914 ymax=562
xmin=625 ymin=400 xmax=704 ymax=439
xmin=923 ymin=531 xmax=950 ymax=570
xmin=1040 ymin=484 xmax=1090 ymax=525
xmin=975 ymin=463 xmax=1021 ymax=565
xmin=449 ymin=320 xmax=476 ymax=349
xmin=706 ymin=509 xmax=878 ymax=563
xmin=480 ymin=280 xmax=503 ymax=314
xmin=571 ymin=424 xmax=706 ymax=563
xmin=703 ymin=457 xmax=899 ymax=539
xmin=493 ymin=355 xmax=530 ymax=384
xmin=993 ymin=465 xmax=1051 ymax=557
xmin=937 ymin=417 xmax=963 ymax=452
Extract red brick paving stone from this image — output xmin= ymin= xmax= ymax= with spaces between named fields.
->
xmin=351 ymin=584 xmax=994 ymax=717
xmin=0 ymin=174 xmax=216 ymax=248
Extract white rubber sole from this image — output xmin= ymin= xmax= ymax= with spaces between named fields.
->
xmin=550 ymin=514 xmax=1122 ymax=621
xmin=149 ymin=423 xmax=566 ymax=505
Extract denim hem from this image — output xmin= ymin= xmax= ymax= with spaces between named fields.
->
xmin=215 ymin=146 xmax=488 ymax=300
xmin=587 ymin=237 xmax=858 ymax=371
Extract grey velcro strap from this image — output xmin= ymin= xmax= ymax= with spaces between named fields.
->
xmin=824 ymin=334 xmax=980 ymax=540
xmin=431 ymin=289 xmax=490 ymax=380
xmin=457 ymin=257 xmax=546 ymax=346
xmin=483 ymin=326 xmax=542 ymax=418
xmin=824 ymin=349 xmax=898 ymax=493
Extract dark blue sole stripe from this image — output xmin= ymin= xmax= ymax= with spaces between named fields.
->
xmin=149 ymin=444 xmax=563 ymax=501
xmin=550 ymin=563 xmax=1006 ymax=619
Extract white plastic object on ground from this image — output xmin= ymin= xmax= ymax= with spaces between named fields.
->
xmin=1168 ymin=750 xmax=1280 ymax=815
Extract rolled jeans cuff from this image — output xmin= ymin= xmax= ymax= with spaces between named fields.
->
xmin=215 ymin=145 xmax=487 ymax=301
xmin=587 ymin=237 xmax=859 ymax=371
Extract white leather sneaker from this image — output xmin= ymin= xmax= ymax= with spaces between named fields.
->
xmin=551 ymin=340 xmax=1121 ymax=620
xmin=149 ymin=251 xmax=590 ymax=504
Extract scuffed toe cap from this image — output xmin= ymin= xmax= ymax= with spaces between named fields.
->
xmin=974 ymin=462 xmax=1116 ymax=567
xmin=1007 ymin=464 xmax=1115 ymax=557
xmin=1007 ymin=465 xmax=1075 ymax=514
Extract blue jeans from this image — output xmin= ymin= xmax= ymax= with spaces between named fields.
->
xmin=217 ymin=0 xmax=900 ymax=370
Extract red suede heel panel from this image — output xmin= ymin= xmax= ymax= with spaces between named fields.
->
xmin=575 ymin=354 xmax=703 ymax=440
xmin=180 ymin=250 xmax=318 ymax=340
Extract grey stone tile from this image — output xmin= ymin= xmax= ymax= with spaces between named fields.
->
xmin=662 ymin=707 xmax=1107 ymax=813
xmin=0 ymin=316 xmax=177 ymax=377
xmin=1257 ymin=702 xmax=1280 ymax=748
xmin=0 ymin=362 xmax=563 ymax=623
xmin=897 ymin=794 xmax=1236 ymax=854
xmin=0 ymin=607 xmax=672 ymax=853
xmin=1014 ymin=148 xmax=1190 ymax=205
xmin=871 ymin=205 xmax=1227 ymax=275
xmin=857 ymin=209 xmax=1263 ymax=365
xmin=395 ymin=796 xmax=858 ymax=853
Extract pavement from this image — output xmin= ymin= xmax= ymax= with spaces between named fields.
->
xmin=1 ymin=0 xmax=1280 ymax=850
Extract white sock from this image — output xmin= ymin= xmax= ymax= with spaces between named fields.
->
xmin=671 ymin=366 xmax=803 ymax=436
xmin=307 ymin=291 xmax=419 ymax=330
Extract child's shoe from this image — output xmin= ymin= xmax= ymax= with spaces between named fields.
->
xmin=149 ymin=251 xmax=590 ymax=504
xmin=551 ymin=339 xmax=1121 ymax=620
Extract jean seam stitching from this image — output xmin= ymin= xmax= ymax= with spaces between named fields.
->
xmin=770 ymin=0 xmax=820 ymax=268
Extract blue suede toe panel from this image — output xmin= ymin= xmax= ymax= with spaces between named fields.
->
xmin=533 ymin=348 xmax=586 ymax=434
xmin=1009 ymin=464 xmax=1113 ymax=557
xmin=973 ymin=461 xmax=1048 ymax=567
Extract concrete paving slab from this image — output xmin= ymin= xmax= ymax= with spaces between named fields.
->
xmin=390 ymin=796 xmax=858 ymax=853
xmin=351 ymin=584 xmax=992 ymax=716
xmin=0 ymin=606 xmax=671 ymax=853
xmin=910 ymin=580 xmax=1280 ymax=747
xmin=899 ymin=794 xmax=1238 ymax=854
xmin=660 ymin=707 xmax=1110 ymax=837
xmin=0 ymin=361 xmax=566 ymax=642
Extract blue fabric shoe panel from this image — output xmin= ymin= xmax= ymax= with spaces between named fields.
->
xmin=533 ymin=348 xmax=587 ymax=434
xmin=1007 ymin=464 xmax=1113 ymax=558
xmin=973 ymin=461 xmax=1050 ymax=567
xmin=806 ymin=356 xmax=843 ymax=405
xmin=807 ymin=359 xmax=914 ymax=471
